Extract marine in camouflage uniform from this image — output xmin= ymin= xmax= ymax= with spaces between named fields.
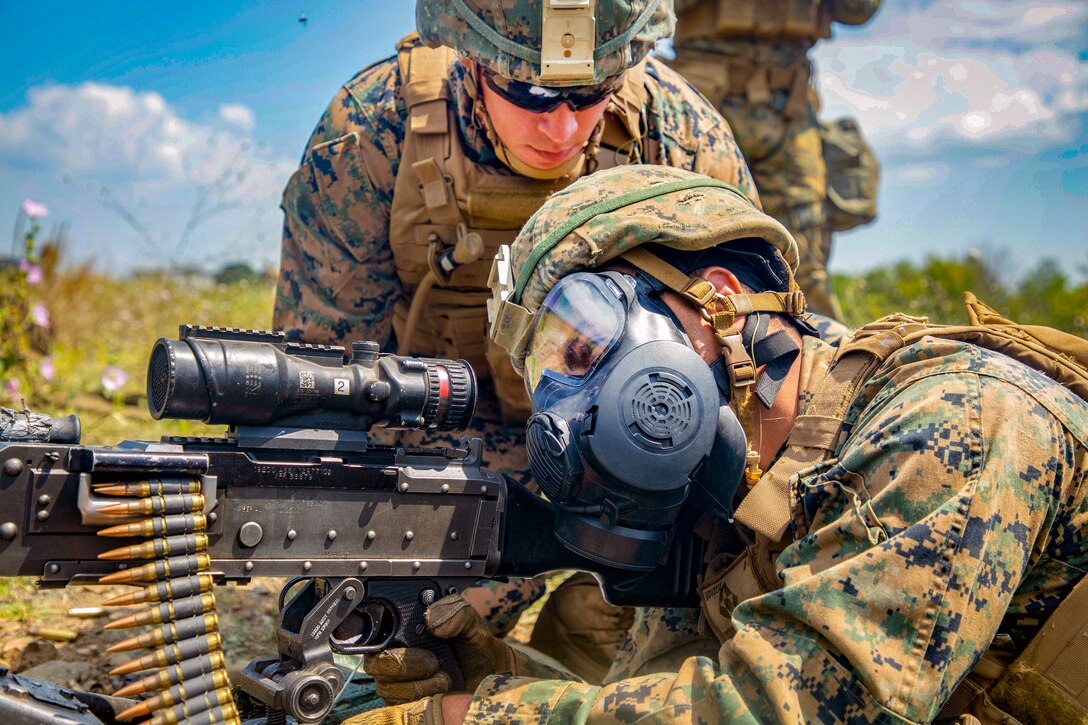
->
xmin=358 ymin=165 xmax=1088 ymax=724
xmin=272 ymin=0 xmax=757 ymax=679
xmin=668 ymin=0 xmax=882 ymax=321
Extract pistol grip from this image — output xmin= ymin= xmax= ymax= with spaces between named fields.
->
xmin=403 ymin=620 xmax=466 ymax=693
xmin=366 ymin=579 xmax=466 ymax=693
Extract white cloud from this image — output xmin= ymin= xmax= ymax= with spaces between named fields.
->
xmin=0 ymin=82 xmax=295 ymax=270
xmin=902 ymin=1 xmax=1087 ymax=45
xmin=894 ymin=162 xmax=952 ymax=185
xmin=219 ymin=103 xmax=256 ymax=131
xmin=813 ymin=0 xmax=1088 ymax=155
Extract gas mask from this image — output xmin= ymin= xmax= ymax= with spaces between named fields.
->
xmin=523 ymin=271 xmax=747 ymax=571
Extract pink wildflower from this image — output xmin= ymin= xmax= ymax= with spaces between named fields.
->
xmin=21 ymin=199 xmax=48 ymax=219
xmin=4 ymin=379 xmax=19 ymax=395
xmin=39 ymin=356 xmax=55 ymax=382
xmin=29 ymin=302 xmax=50 ymax=326
xmin=19 ymin=260 xmax=43 ymax=285
xmin=30 ymin=303 xmax=50 ymax=329
xmin=101 ymin=366 xmax=128 ymax=393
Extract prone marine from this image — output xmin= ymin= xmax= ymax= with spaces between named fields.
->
xmin=354 ymin=164 xmax=1088 ymax=724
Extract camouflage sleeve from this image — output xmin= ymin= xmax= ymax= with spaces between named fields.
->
xmin=828 ymin=0 xmax=882 ymax=26
xmin=462 ymin=575 xmax=548 ymax=639
xmin=806 ymin=312 xmax=852 ymax=346
xmin=642 ymin=58 xmax=761 ymax=208
xmin=273 ymin=58 xmax=406 ymax=346
xmin=462 ymin=358 xmax=1087 ymax=723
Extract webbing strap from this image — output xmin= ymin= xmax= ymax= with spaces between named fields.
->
xmin=622 ymin=247 xmax=715 ymax=305
xmin=783 ymin=414 xmax=842 ymax=451
xmin=619 ymin=251 xmax=806 ymax=320
xmin=401 ymin=42 xmax=462 ymax=227
xmin=413 ymin=159 xmax=450 ymax=210
xmin=733 ymin=326 xmax=913 ymax=541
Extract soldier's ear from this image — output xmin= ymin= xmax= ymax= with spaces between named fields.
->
xmin=701 ymin=266 xmax=744 ymax=296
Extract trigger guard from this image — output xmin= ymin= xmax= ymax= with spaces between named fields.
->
xmin=329 ymin=598 xmax=398 ymax=655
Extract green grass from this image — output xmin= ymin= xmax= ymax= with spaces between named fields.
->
xmin=7 ymin=266 xmax=276 ymax=443
xmin=0 ymin=579 xmax=38 ymax=621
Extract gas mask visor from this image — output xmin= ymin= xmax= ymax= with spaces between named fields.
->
xmin=524 ymin=273 xmax=626 ymax=396
xmin=523 ymin=271 xmax=738 ymax=571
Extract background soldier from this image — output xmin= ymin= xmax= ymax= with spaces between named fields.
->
xmin=272 ymin=0 xmax=758 ymax=684
xmin=357 ymin=165 xmax=1088 ymax=724
xmin=669 ymin=0 xmax=882 ymax=320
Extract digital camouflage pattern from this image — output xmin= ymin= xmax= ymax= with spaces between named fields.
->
xmin=506 ymin=165 xmax=795 ymax=314
xmin=457 ymin=332 xmax=1088 ymax=723
xmin=416 ymin=0 xmax=674 ymax=86
xmin=720 ymin=92 xmax=836 ymax=315
xmin=670 ymin=0 xmax=883 ymax=319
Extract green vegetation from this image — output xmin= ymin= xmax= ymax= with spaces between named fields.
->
xmin=836 ymin=253 xmax=1088 ymax=335
xmin=0 ymin=579 xmax=37 ymax=621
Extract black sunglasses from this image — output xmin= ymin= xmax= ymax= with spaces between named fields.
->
xmin=481 ymin=70 xmax=623 ymax=114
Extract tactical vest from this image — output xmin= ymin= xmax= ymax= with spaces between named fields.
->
xmin=670 ymin=0 xmax=822 ymax=120
xmin=388 ymin=35 xmax=649 ymax=422
xmin=674 ymin=0 xmax=832 ymax=42
xmin=701 ymin=293 xmax=1088 ymax=724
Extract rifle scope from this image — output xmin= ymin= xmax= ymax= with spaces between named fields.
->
xmin=146 ymin=326 xmax=476 ymax=432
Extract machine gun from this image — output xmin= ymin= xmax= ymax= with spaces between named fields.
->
xmin=0 ymin=326 xmax=704 ymax=724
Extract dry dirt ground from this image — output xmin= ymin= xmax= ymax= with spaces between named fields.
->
xmin=0 ymin=577 xmax=282 ymax=694
xmin=0 ymin=575 xmax=548 ymax=716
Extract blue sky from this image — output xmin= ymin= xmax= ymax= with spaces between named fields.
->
xmin=1 ymin=1 xmax=1085 ymax=280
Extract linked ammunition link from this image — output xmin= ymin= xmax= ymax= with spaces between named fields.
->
xmin=93 ymin=479 xmax=240 ymax=724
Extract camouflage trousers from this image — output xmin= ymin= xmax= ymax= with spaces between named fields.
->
xmin=719 ymin=95 xmax=843 ymax=320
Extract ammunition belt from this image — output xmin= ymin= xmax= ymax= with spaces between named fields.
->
xmin=94 ymin=479 xmax=239 ymax=725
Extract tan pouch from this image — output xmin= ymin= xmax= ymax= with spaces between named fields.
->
xmin=820 ymin=116 xmax=879 ymax=232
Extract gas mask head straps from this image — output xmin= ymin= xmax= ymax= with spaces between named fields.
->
xmin=620 ymin=245 xmax=807 ymax=486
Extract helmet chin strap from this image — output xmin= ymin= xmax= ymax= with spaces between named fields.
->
xmin=463 ymin=60 xmax=603 ymax=181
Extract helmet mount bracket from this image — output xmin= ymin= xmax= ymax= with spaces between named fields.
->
xmin=540 ymin=0 xmax=597 ymax=82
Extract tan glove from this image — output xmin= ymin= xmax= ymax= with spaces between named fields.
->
xmin=341 ymin=694 xmax=444 ymax=725
xmin=363 ymin=594 xmax=517 ymax=705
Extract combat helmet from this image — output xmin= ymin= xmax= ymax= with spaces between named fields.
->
xmin=417 ymin=0 xmax=675 ymax=87
xmin=487 ymin=164 xmax=809 ymax=484
xmin=488 ymin=164 xmax=803 ymax=370
xmin=417 ymin=1 xmax=674 ymax=179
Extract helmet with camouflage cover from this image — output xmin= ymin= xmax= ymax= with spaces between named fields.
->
xmin=416 ymin=0 xmax=675 ymax=87
xmin=487 ymin=164 xmax=804 ymax=374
